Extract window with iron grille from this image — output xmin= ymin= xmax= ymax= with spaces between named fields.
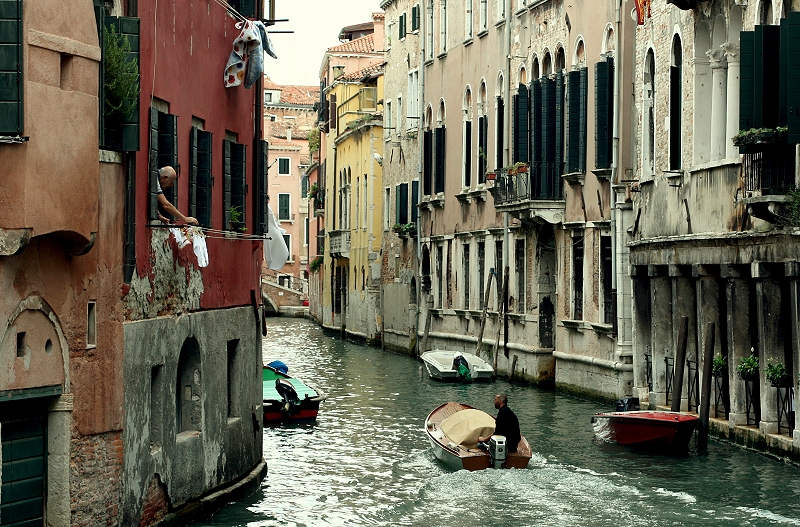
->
xmin=515 ymin=239 xmax=525 ymax=313
xmin=189 ymin=126 xmax=212 ymax=227
xmin=223 ymin=139 xmax=247 ymax=231
xmin=573 ymin=231 xmax=584 ymax=320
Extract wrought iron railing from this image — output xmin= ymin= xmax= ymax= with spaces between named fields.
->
xmin=665 ymin=356 xmax=674 ymax=407
xmin=645 ymin=349 xmax=653 ymax=393
xmin=743 ymin=145 xmax=796 ymax=195
xmin=492 ymin=162 xmax=565 ymax=205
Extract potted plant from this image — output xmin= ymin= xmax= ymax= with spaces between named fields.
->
xmin=485 ymin=171 xmax=497 ymax=181
xmin=392 ymin=223 xmax=403 ymax=234
xmin=737 ymin=354 xmax=759 ymax=381
xmin=513 ymin=161 xmax=528 ymax=173
xmin=400 ymin=222 xmax=416 ymax=237
xmin=765 ymin=358 xmax=789 ymax=387
xmin=712 ymin=354 xmax=727 ymax=378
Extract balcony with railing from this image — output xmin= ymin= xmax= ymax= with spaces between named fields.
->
xmin=741 ymin=143 xmax=797 ymax=225
xmin=336 ymin=87 xmax=379 ymax=136
xmin=329 ymin=229 xmax=350 ymax=258
xmin=489 ymin=162 xmax=566 ymax=225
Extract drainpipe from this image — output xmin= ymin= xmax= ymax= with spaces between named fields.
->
xmin=414 ymin=0 xmax=427 ymax=356
xmin=610 ymin=0 xmax=622 ymax=339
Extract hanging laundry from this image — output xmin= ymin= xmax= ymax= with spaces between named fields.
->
xmin=169 ymin=227 xmax=210 ymax=268
xmin=254 ymin=21 xmax=277 ymax=59
xmin=263 ymin=204 xmax=289 ymax=270
xmin=224 ymin=20 xmax=262 ymax=88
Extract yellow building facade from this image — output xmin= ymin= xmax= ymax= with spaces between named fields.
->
xmin=321 ymin=64 xmax=385 ymax=340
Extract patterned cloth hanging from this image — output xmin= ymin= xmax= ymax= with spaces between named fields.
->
xmin=224 ymin=20 xmax=278 ymax=89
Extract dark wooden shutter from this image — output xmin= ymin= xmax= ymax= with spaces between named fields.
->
xmin=554 ymin=71 xmax=564 ymax=170
xmin=567 ymin=70 xmax=581 ymax=173
xmin=755 ymin=25 xmax=781 ymax=129
xmin=230 ymin=0 xmax=256 ymax=18
xmin=105 ymin=16 xmax=141 ymax=151
xmin=542 ymin=77 xmax=555 ymax=163
xmin=464 ymin=120 xmax=472 ymax=187
xmin=412 ymin=5 xmax=420 ymax=31
xmin=158 ymin=112 xmax=178 ymax=206
xmin=495 ymin=97 xmax=504 ymax=168
xmin=423 ymin=129 xmax=433 ymax=195
xmin=231 ymin=142 xmax=247 ymax=229
xmin=400 ymin=13 xmax=406 ymax=39
xmin=530 ymin=79 xmax=542 ymax=164
xmin=278 ymin=193 xmax=290 ymax=220
xmin=595 ymin=58 xmax=613 ymax=169
xmin=399 ymin=183 xmax=409 ymax=224
xmin=0 ymin=0 xmax=22 ymax=135
xmin=514 ymin=84 xmax=529 ymax=164
xmin=395 ymin=184 xmax=401 ymax=224
xmin=197 ymin=130 xmax=213 ymax=227
xmin=223 ymin=139 xmax=232 ymax=228
xmin=740 ymin=31 xmax=755 ymax=131
xmin=1 ymin=410 xmax=47 ymax=527
xmin=330 ymin=94 xmax=337 ymax=131
xmin=669 ymin=64 xmax=681 ymax=170
xmin=148 ymin=107 xmax=160 ymax=219
xmin=578 ymin=67 xmax=588 ymax=173
xmin=190 ymin=127 xmax=198 ymax=219
xmin=434 ymin=126 xmax=446 ymax=194
xmin=256 ymin=139 xmax=269 ymax=235
xmin=477 ymin=115 xmax=487 ymax=183
xmin=784 ymin=14 xmax=800 ymax=142
xmin=411 ymin=180 xmax=419 ymax=222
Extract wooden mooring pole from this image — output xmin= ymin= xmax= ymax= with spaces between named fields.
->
xmin=698 ymin=322 xmax=716 ymax=450
xmin=475 ymin=269 xmax=495 ymax=357
xmin=420 ymin=298 xmax=433 ymax=357
xmin=671 ymin=317 xmax=689 ymax=413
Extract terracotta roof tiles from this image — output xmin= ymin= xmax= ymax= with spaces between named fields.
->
xmin=327 ymin=34 xmax=375 ymax=54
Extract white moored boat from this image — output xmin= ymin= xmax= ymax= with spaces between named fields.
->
xmin=420 ymin=350 xmax=494 ymax=382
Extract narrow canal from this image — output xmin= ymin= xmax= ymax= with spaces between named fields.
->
xmin=194 ymin=317 xmax=800 ymax=526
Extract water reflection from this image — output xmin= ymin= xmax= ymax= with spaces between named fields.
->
xmin=193 ymin=318 xmax=800 ymax=527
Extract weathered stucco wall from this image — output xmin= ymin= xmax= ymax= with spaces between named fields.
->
xmin=121 ymin=307 xmax=262 ymax=526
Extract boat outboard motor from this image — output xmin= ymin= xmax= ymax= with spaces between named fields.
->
xmin=452 ymin=353 xmax=472 ymax=382
xmin=489 ymin=435 xmax=507 ymax=468
xmin=275 ymin=379 xmax=300 ymax=415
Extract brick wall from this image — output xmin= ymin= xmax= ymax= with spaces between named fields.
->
xmin=70 ymin=431 xmax=123 ymax=527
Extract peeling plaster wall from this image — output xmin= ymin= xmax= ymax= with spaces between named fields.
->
xmin=121 ymin=307 xmax=262 ymax=526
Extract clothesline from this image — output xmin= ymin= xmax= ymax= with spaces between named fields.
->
xmin=148 ymin=223 xmax=275 ymax=241
xmin=212 ymin=0 xmax=247 ymax=22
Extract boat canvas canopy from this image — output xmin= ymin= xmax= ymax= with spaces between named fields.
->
xmin=440 ymin=409 xmax=495 ymax=448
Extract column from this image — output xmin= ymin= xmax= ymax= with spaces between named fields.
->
xmin=755 ymin=265 xmax=782 ymax=435
xmin=695 ymin=266 xmax=724 ymax=416
xmin=722 ymin=43 xmax=740 ymax=160
xmin=707 ymin=49 xmax=728 ymax=163
xmin=48 ymin=394 xmax=73 ymax=527
xmin=631 ymin=266 xmax=652 ymax=402
xmin=692 ymin=56 xmax=712 ymax=165
xmin=724 ymin=266 xmax=750 ymax=427
xmin=650 ymin=267 xmax=673 ymax=408
xmin=671 ymin=265 xmax=697 ymax=412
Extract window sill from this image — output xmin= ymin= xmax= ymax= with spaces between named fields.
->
xmin=562 ymin=171 xmax=585 ymax=186
xmin=425 ymin=59 xmax=434 ymax=67
xmin=477 ymin=29 xmax=489 ymax=38
xmin=494 ymin=19 xmax=506 ymax=28
xmin=437 ymin=51 xmax=448 ymax=59
xmin=590 ymin=322 xmax=614 ymax=335
xmin=456 ymin=191 xmax=472 ymax=204
xmin=514 ymin=6 xmax=528 ymax=16
xmin=561 ymin=319 xmax=585 ymax=331
xmin=463 ymin=37 xmax=474 ymax=46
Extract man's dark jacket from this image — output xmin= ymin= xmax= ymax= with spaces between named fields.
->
xmin=495 ymin=405 xmax=521 ymax=452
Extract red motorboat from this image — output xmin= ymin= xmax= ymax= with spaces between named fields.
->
xmin=591 ymin=411 xmax=699 ymax=451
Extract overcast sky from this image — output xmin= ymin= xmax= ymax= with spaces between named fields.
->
xmin=265 ymin=0 xmax=383 ymax=86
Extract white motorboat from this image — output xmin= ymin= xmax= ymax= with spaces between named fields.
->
xmin=420 ymin=350 xmax=495 ymax=382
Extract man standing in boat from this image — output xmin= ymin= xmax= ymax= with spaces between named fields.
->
xmin=478 ymin=393 xmax=521 ymax=453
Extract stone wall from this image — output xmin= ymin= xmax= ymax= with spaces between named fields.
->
xmin=69 ymin=431 xmax=123 ymax=527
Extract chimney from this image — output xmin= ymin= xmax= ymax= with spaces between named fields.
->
xmin=287 ymin=128 xmax=292 ymax=142
xmin=372 ymin=12 xmax=385 ymax=53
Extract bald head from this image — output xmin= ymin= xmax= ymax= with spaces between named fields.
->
xmin=159 ymin=166 xmax=177 ymax=189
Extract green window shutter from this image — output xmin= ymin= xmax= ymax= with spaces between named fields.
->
xmin=464 ymin=119 xmax=472 ymax=187
xmin=434 ymin=126 xmax=446 ymax=194
xmin=542 ymin=77 xmax=555 ymax=163
xmin=158 ymin=112 xmax=178 ymax=207
xmin=567 ymin=70 xmax=581 ymax=173
xmin=190 ymin=127 xmax=198 ymax=219
xmin=223 ymin=139 xmax=232 ymax=228
xmin=412 ymin=5 xmax=420 ymax=31
xmin=555 ymin=71 xmax=564 ymax=170
xmin=513 ymin=84 xmax=529 ymax=164
xmin=148 ymin=107 xmax=160 ymax=220
xmin=279 ymin=157 xmax=289 ymax=174
xmin=399 ymin=182 xmax=409 ymax=224
xmin=495 ymin=97 xmax=504 ymax=169
xmin=595 ymin=59 xmax=613 ymax=169
xmin=477 ymin=115 xmax=486 ymax=183
xmin=400 ymin=13 xmax=406 ymax=39
xmin=395 ymin=184 xmax=401 ymax=225
xmin=529 ymin=79 xmax=542 ymax=168
xmin=755 ymin=25 xmax=781 ymax=128
xmin=784 ymin=14 xmax=800 ymax=142
xmin=102 ymin=17 xmax=140 ymax=151
xmin=278 ymin=194 xmax=290 ymax=221
xmin=411 ymin=180 xmax=419 ymax=222
xmin=255 ymin=139 xmax=269 ymax=235
xmin=740 ymin=31 xmax=755 ymax=131
xmin=578 ymin=67 xmax=588 ymax=173
xmin=231 ymin=142 xmax=247 ymax=229
xmin=118 ymin=17 xmax=140 ymax=151
xmin=230 ymin=0 xmax=256 ymax=18
xmin=196 ymin=129 xmax=213 ymax=227
xmin=0 ymin=0 xmax=23 ymax=135
xmin=423 ymin=129 xmax=433 ymax=195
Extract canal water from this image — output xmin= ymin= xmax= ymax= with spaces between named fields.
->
xmin=194 ymin=318 xmax=800 ymax=526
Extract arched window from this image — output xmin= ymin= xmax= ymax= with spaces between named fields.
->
xmin=574 ymin=38 xmax=585 ymax=67
xmin=495 ymin=72 xmax=505 ymax=169
xmin=759 ymin=0 xmax=774 ymax=25
xmin=542 ymin=51 xmax=552 ymax=77
xmin=670 ymin=35 xmax=683 ymax=170
xmin=478 ymin=81 xmax=488 ymax=184
xmin=463 ymin=87 xmax=473 ymax=188
xmin=643 ymin=49 xmax=656 ymax=176
xmin=532 ymin=56 xmax=540 ymax=80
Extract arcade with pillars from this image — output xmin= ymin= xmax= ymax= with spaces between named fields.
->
xmin=630 ymin=235 xmax=800 ymax=444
